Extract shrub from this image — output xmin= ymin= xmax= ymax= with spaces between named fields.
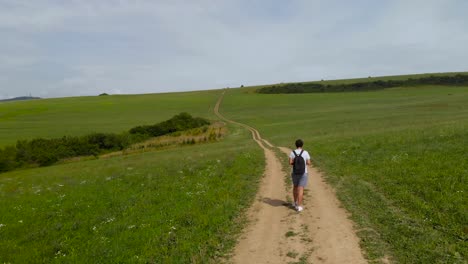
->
xmin=0 ymin=113 xmax=211 ymax=173
xmin=129 ymin=112 xmax=210 ymax=137
xmin=0 ymin=146 xmax=18 ymax=172
xmin=257 ymin=74 xmax=468 ymax=94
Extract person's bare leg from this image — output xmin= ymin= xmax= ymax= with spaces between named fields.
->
xmin=293 ymin=186 xmax=298 ymax=205
xmin=297 ymin=186 xmax=304 ymax=206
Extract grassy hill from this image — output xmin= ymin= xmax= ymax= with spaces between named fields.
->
xmin=220 ymin=82 xmax=468 ymax=263
xmin=0 ymin=90 xmax=265 ymax=263
xmin=0 ymin=96 xmax=41 ymax=102
xmin=0 ymin=90 xmax=219 ymax=147
xmin=310 ymin=71 xmax=468 ymax=85
xmin=1 ymin=72 xmax=467 ymax=263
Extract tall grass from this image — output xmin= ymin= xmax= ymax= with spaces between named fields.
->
xmin=0 ymin=124 xmax=264 ymax=263
xmin=313 ymin=125 xmax=467 ymax=263
xmin=220 ymin=85 xmax=468 ymax=263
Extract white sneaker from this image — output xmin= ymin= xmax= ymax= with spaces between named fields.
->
xmin=297 ymin=206 xmax=304 ymax=212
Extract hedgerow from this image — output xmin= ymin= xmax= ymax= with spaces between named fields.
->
xmin=257 ymin=74 xmax=468 ymax=94
xmin=0 ymin=113 xmax=210 ymax=172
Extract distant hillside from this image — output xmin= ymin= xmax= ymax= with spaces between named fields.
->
xmin=257 ymin=72 xmax=468 ymax=94
xmin=0 ymin=96 xmax=41 ymax=102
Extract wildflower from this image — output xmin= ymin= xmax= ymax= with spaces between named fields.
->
xmin=128 ymin=225 xmax=136 ymax=229
xmin=0 ymin=224 xmax=5 ymax=228
xmin=18 ymin=220 xmax=23 ymax=223
xmin=57 ymin=184 xmax=64 ymax=187
xmin=103 ymin=217 xmax=115 ymax=224
xmin=106 ymin=177 xmax=112 ymax=181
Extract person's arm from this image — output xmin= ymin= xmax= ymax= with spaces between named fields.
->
xmin=289 ymin=157 xmax=294 ymax=165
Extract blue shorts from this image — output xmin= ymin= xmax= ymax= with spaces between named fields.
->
xmin=291 ymin=173 xmax=308 ymax=187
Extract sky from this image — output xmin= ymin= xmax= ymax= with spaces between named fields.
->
xmin=1 ymin=0 xmax=467 ymax=99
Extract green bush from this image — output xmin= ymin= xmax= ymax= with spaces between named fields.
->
xmin=257 ymin=74 xmax=468 ymax=94
xmin=129 ymin=112 xmax=210 ymax=137
xmin=0 ymin=113 xmax=210 ymax=173
xmin=0 ymin=146 xmax=18 ymax=172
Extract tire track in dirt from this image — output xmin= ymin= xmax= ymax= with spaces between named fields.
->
xmin=215 ymin=91 xmax=367 ymax=264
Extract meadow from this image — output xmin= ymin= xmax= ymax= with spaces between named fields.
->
xmin=1 ymin=73 xmax=467 ymax=263
xmin=0 ymin=128 xmax=264 ymax=263
xmin=0 ymin=90 xmax=219 ymax=147
xmin=0 ymin=91 xmax=265 ymax=263
xmin=220 ymin=82 xmax=468 ymax=263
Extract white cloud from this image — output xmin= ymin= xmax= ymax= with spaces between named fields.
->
xmin=0 ymin=0 xmax=467 ymax=98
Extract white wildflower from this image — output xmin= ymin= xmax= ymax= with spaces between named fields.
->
xmin=106 ymin=177 xmax=112 ymax=181
xmin=18 ymin=220 xmax=23 ymax=223
xmin=128 ymin=225 xmax=136 ymax=229
xmin=103 ymin=217 xmax=115 ymax=224
xmin=0 ymin=224 xmax=5 ymax=228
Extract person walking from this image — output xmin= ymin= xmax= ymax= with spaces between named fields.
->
xmin=289 ymin=139 xmax=311 ymax=212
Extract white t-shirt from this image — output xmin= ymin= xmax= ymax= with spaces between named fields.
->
xmin=289 ymin=149 xmax=311 ymax=173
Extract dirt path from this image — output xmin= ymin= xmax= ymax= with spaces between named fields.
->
xmin=215 ymin=91 xmax=367 ymax=264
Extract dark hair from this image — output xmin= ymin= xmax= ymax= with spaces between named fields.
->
xmin=295 ymin=139 xmax=304 ymax=148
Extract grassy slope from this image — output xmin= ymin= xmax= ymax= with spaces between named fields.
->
xmin=0 ymin=90 xmax=219 ymax=147
xmin=248 ymin=71 xmax=468 ymax=87
xmin=221 ymin=85 xmax=468 ymax=263
xmin=2 ymin=72 xmax=467 ymax=263
xmin=309 ymin=71 xmax=468 ymax=85
xmin=0 ymin=90 xmax=265 ymax=263
xmin=0 ymin=127 xmax=264 ymax=263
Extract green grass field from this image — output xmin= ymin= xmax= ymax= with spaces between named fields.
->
xmin=0 ymin=90 xmax=219 ymax=147
xmin=0 ymin=124 xmax=264 ymax=263
xmin=0 ymin=90 xmax=265 ymax=263
xmin=220 ymin=84 xmax=468 ymax=263
xmin=1 ymin=72 xmax=467 ymax=263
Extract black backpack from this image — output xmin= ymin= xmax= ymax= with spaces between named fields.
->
xmin=292 ymin=150 xmax=305 ymax=175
